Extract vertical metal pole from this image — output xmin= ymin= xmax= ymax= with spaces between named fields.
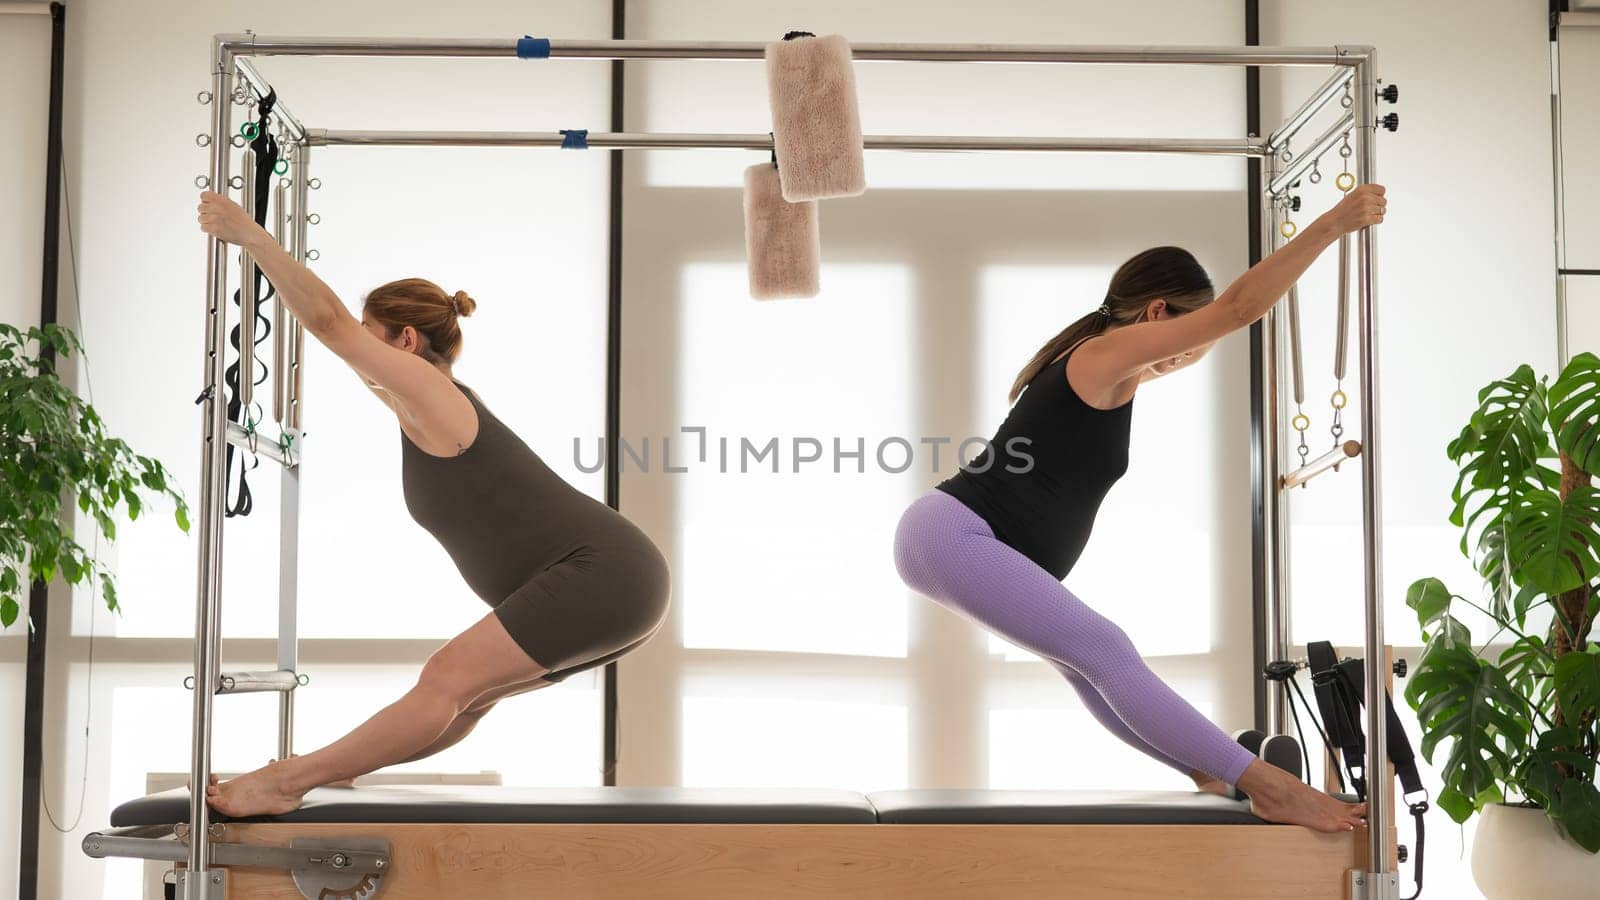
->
xmin=1353 ymin=51 xmax=1394 ymax=894
xmin=289 ymin=143 xmax=309 ymax=431
xmin=1259 ymin=161 xmax=1288 ymax=735
xmin=601 ymin=0 xmax=625 ymax=787
xmin=276 ymin=452 xmax=300 ymax=758
xmin=238 ymin=150 xmax=258 ymax=413
xmin=1244 ymin=0 xmax=1272 ymax=732
xmin=272 ymin=179 xmax=289 ymax=424
xmin=189 ymin=47 xmax=235 ymax=896
xmin=19 ymin=6 xmax=66 ymax=898
xmin=1550 ymin=30 xmax=1569 ymax=366
xmin=276 ymin=145 xmax=308 ymax=760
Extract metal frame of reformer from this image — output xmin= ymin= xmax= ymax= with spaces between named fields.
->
xmin=87 ymin=34 xmax=1397 ymax=900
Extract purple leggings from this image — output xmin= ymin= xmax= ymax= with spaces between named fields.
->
xmin=894 ymin=490 xmax=1256 ymax=786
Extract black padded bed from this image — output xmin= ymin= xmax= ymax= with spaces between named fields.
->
xmin=111 ymin=785 xmax=1264 ymax=827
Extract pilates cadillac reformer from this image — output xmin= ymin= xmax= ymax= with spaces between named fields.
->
xmin=82 ymin=31 xmax=1406 ymax=900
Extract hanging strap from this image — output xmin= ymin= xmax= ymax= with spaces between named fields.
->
xmin=1307 ymin=642 xmax=1367 ymax=794
xmin=223 ymin=90 xmax=281 ymax=518
xmin=1303 ymin=641 xmax=1429 ymax=899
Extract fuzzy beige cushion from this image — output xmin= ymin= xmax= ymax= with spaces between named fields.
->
xmin=744 ymin=163 xmax=820 ymax=300
xmin=766 ymin=34 xmax=867 ymax=202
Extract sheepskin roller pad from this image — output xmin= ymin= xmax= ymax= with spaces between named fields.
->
xmin=744 ymin=163 xmax=820 ymax=300
xmin=766 ymin=33 xmax=867 ymax=202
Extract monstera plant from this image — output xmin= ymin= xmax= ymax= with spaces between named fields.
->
xmin=0 ymin=323 xmax=188 ymax=629
xmin=1407 ymin=352 xmax=1600 ymax=854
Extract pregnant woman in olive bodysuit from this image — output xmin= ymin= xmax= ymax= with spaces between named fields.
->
xmin=197 ymin=191 xmax=669 ymax=817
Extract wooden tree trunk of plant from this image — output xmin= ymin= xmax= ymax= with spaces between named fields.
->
xmin=1556 ymin=451 xmax=1594 ymax=735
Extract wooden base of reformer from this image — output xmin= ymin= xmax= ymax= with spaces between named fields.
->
xmin=211 ymin=820 xmax=1381 ymax=899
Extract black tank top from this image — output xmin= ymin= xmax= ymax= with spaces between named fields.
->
xmin=937 ymin=348 xmax=1133 ymax=580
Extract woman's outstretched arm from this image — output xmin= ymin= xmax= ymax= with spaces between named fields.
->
xmin=1077 ymin=184 xmax=1386 ymax=387
xmin=196 ymin=192 xmax=472 ymax=443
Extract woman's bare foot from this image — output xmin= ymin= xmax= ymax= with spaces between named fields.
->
xmin=205 ymin=760 xmax=304 ymax=817
xmin=1189 ymin=772 xmax=1233 ymax=798
xmin=289 ymin=753 xmax=356 ymax=789
xmin=1236 ymin=760 xmax=1367 ymax=833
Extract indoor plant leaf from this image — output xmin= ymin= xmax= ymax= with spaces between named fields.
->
xmin=1446 ymin=364 xmax=1549 ymax=489
xmin=1553 ymin=780 xmax=1600 ymax=854
xmin=1504 ymin=485 xmax=1600 ymax=595
xmin=0 ymin=324 xmax=186 ymax=629
xmin=1549 ymin=351 xmax=1600 ymax=477
xmin=1406 ymin=577 xmax=1453 ymax=636
xmin=1553 ymin=650 xmax=1600 ymax=726
xmin=1523 ymin=727 xmax=1595 ymax=804
xmin=1405 ymin=642 xmax=1529 ymax=815
xmin=1498 ymin=634 xmax=1553 ymax=699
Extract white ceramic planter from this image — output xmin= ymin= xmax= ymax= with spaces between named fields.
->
xmin=1472 ymin=803 xmax=1600 ymax=899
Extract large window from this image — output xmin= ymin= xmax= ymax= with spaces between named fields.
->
xmin=676 ymin=263 xmax=916 ymax=659
xmin=621 ymin=0 xmax=1252 ymax=796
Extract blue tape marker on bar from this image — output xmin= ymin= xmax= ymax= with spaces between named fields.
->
xmin=560 ymin=129 xmax=589 ymax=150
xmin=517 ymin=36 xmax=552 ymax=59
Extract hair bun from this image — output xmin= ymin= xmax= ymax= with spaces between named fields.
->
xmin=451 ymin=290 xmax=477 ymax=318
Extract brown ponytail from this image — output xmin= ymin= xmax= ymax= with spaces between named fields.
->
xmin=1008 ymin=246 xmax=1214 ymax=402
xmin=363 ymin=277 xmax=476 ymax=365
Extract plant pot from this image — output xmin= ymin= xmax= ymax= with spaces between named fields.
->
xmin=1472 ymin=803 xmax=1600 ymax=899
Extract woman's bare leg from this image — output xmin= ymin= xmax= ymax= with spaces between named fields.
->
xmin=393 ymin=676 xmax=552 ymax=765
xmin=209 ymin=613 xmax=546 ymax=816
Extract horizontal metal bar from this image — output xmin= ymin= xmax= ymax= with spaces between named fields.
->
xmin=83 ymin=827 xmax=187 ymax=863
xmin=83 ymin=827 xmax=389 ymax=874
xmin=1267 ymin=110 xmax=1355 ymax=195
xmin=311 ymin=129 xmax=1267 ymax=156
xmin=233 ymin=57 xmax=307 ymax=142
xmin=214 ymin=840 xmax=390 ymax=873
xmin=216 ymin=669 xmax=300 ymax=694
xmin=1559 ymin=11 xmax=1600 ymax=28
xmin=225 ymin=421 xmax=301 ymax=468
xmin=1281 ymin=440 xmax=1362 ymax=490
xmin=1268 ymin=67 xmax=1354 ymax=151
xmin=219 ymin=34 xmax=1364 ymax=66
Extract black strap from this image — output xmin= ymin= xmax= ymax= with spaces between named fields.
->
xmin=222 ymin=90 xmax=281 ymax=518
xmin=1300 ymin=641 xmax=1429 ymax=899
xmin=1307 ymin=642 xmax=1367 ymax=794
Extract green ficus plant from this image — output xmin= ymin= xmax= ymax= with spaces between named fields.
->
xmin=1407 ymin=352 xmax=1600 ymax=853
xmin=0 ymin=323 xmax=189 ymax=629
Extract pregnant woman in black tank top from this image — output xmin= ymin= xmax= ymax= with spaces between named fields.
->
xmin=196 ymin=192 xmax=669 ymax=817
xmin=898 ymin=184 xmax=1388 ymax=833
